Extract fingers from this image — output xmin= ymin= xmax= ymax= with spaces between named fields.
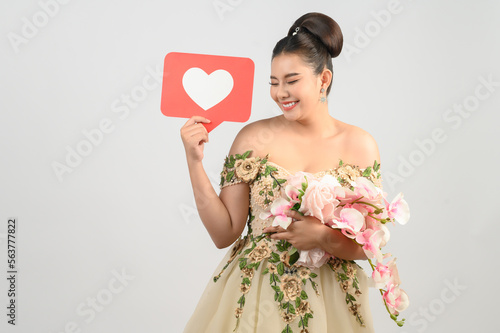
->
xmin=285 ymin=209 xmax=300 ymax=222
xmin=181 ymin=116 xmax=211 ymax=145
xmin=263 ymin=225 xmax=285 ymax=233
xmin=268 ymin=230 xmax=289 ymax=241
xmin=186 ymin=115 xmax=211 ymax=126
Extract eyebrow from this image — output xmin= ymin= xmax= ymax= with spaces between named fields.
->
xmin=269 ymin=73 xmax=301 ymax=80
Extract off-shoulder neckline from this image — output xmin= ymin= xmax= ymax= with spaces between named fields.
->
xmin=257 ymin=151 xmax=373 ymax=175
xmin=225 ymin=151 xmax=377 ymax=175
xmin=265 ymin=160 xmax=370 ymax=176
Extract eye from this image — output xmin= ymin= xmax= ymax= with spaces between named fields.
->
xmin=287 ymin=80 xmax=298 ymax=84
xmin=269 ymin=82 xmax=278 ymax=86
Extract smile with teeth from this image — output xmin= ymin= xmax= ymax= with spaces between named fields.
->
xmin=282 ymin=101 xmax=298 ymax=110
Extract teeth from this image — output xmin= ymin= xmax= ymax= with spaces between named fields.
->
xmin=283 ymin=102 xmax=297 ymax=107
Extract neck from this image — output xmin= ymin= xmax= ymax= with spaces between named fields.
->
xmin=281 ymin=103 xmax=337 ymax=139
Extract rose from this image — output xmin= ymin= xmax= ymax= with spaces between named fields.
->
xmin=248 ymin=242 xmax=271 ymax=262
xmin=234 ymin=158 xmax=261 ymax=183
xmin=336 ymin=164 xmax=361 ymax=184
xmin=298 ymin=174 xmax=340 ymax=223
xmin=280 ymin=274 xmax=302 ymax=301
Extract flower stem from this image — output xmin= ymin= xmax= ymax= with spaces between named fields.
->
xmin=367 ymin=259 xmax=405 ymax=326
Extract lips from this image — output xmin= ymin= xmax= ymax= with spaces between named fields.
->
xmin=281 ymin=101 xmax=298 ymax=111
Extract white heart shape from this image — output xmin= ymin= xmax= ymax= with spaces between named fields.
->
xmin=182 ymin=68 xmax=234 ymax=110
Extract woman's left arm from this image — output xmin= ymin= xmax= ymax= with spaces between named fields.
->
xmin=263 ymin=210 xmax=368 ymax=260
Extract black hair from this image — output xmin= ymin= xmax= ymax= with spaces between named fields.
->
xmin=272 ymin=12 xmax=343 ymax=95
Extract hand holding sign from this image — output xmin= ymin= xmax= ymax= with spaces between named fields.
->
xmin=161 ymin=52 xmax=255 ymax=133
xmin=180 ymin=115 xmax=212 ymax=164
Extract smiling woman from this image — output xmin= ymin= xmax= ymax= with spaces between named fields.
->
xmin=181 ymin=12 xmax=387 ymax=333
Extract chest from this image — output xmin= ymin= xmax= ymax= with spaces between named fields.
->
xmin=262 ymin=135 xmax=347 ymax=174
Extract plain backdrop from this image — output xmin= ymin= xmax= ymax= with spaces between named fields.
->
xmin=1 ymin=0 xmax=499 ymax=332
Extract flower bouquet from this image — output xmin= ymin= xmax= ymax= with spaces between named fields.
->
xmin=259 ymin=160 xmax=410 ymax=326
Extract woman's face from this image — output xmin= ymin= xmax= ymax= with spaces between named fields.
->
xmin=270 ymin=53 xmax=324 ymax=120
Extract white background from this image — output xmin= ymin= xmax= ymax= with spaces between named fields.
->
xmin=1 ymin=0 xmax=499 ymax=332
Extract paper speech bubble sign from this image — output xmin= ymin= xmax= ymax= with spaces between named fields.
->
xmin=161 ymin=52 xmax=254 ymax=133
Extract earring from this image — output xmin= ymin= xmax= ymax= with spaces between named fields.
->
xmin=320 ymin=88 xmax=326 ymax=103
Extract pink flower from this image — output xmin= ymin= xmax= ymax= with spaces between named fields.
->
xmin=259 ymin=197 xmax=294 ymax=229
xmin=284 ymin=172 xmax=312 ymax=194
xmin=355 ymin=228 xmax=384 ymax=262
xmin=353 ymin=177 xmax=382 ymax=201
xmin=383 ymin=284 xmax=409 ymax=315
xmin=372 ymin=258 xmax=399 ymax=288
xmin=299 ymin=176 xmax=339 ymax=223
xmin=386 ymin=193 xmax=410 ymax=225
xmin=295 ymin=248 xmax=330 ymax=269
xmin=374 ymin=223 xmax=390 ymax=248
xmin=330 ymin=208 xmax=365 ymax=239
xmin=284 ymin=184 xmax=300 ymax=202
xmin=372 ymin=262 xmax=392 ymax=289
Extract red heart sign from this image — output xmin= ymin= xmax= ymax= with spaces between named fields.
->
xmin=161 ymin=52 xmax=255 ymax=133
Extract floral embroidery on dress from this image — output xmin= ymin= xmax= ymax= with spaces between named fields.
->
xmin=219 ymin=151 xmax=268 ymax=188
xmin=220 ymin=151 xmax=289 ymax=211
xmin=215 ymin=150 xmax=389 ymax=332
xmin=231 ymin=235 xmax=318 ymax=332
xmin=327 ymin=257 xmax=365 ymax=326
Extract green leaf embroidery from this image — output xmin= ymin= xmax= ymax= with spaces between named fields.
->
xmin=226 ymin=170 xmax=234 ymax=182
xmin=269 ymin=252 xmax=280 ymax=263
xmin=239 ymin=258 xmax=247 ymax=269
xmin=277 ymin=262 xmax=285 ymax=276
xmin=362 ymin=166 xmax=372 ymax=177
xmin=289 ymin=251 xmax=299 ymax=266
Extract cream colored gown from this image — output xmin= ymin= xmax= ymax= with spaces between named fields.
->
xmin=184 ymin=151 xmax=379 ymax=333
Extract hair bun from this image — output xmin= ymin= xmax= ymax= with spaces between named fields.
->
xmin=287 ymin=12 xmax=343 ymax=58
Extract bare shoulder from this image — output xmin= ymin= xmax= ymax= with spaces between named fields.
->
xmin=227 ymin=117 xmax=276 ymax=157
xmin=342 ymin=123 xmax=381 ymax=168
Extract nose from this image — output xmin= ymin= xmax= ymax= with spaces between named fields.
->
xmin=276 ymin=83 xmax=289 ymax=100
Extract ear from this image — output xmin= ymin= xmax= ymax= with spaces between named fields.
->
xmin=319 ymin=68 xmax=333 ymax=90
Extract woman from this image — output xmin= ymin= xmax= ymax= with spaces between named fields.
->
xmin=181 ymin=12 xmax=378 ymax=332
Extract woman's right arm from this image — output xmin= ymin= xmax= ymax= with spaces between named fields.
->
xmin=180 ymin=115 xmax=251 ymax=249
